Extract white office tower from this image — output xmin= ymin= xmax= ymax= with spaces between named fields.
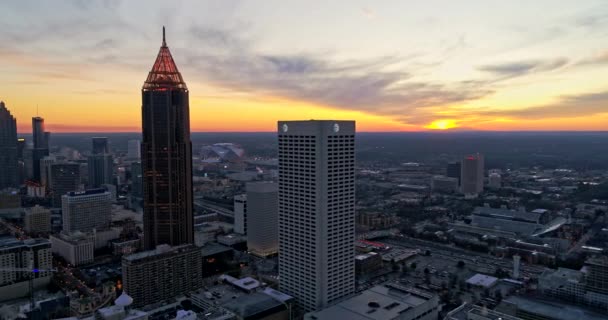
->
xmin=234 ymin=194 xmax=247 ymax=235
xmin=278 ymin=120 xmax=356 ymax=312
xmin=461 ymin=153 xmax=484 ymax=195
xmin=247 ymin=181 xmax=278 ymax=257
xmin=62 ymin=188 xmax=112 ymax=233
xmin=127 ymin=139 xmax=141 ymax=159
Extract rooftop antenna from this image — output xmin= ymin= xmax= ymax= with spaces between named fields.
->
xmin=162 ymin=26 xmax=166 ymax=47
xmin=36 ymin=104 xmax=39 ymax=116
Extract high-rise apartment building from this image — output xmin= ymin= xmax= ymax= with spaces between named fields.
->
xmin=127 ymin=139 xmax=141 ymax=159
xmin=0 ymin=101 xmax=18 ymax=190
xmin=0 ymin=238 xmax=52 ymax=300
xmin=247 ymin=182 xmax=278 ymax=257
xmin=24 ymin=205 xmax=52 ymax=234
xmin=278 ymin=120 xmax=356 ymax=312
xmin=122 ymin=244 xmax=202 ymax=308
xmin=461 ymin=153 xmax=484 ymax=195
xmin=62 ymin=189 xmax=112 ymax=233
xmin=50 ymin=163 xmax=81 ymax=207
xmin=31 ymin=116 xmax=49 ymax=183
xmin=233 ymin=194 xmax=247 ymax=235
xmin=141 ymin=28 xmax=193 ymax=250
xmin=92 ymin=137 xmax=109 ymax=155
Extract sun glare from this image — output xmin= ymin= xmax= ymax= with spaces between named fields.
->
xmin=427 ymin=119 xmax=457 ymax=130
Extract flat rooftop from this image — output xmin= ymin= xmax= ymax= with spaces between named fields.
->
xmin=503 ymin=296 xmax=608 ymax=320
xmin=466 ymin=274 xmax=498 ymax=288
xmin=123 ymin=244 xmax=196 ymax=261
xmin=306 ymin=284 xmax=435 ymax=320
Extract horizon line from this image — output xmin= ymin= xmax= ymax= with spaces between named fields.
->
xmin=15 ymin=130 xmax=608 ymax=134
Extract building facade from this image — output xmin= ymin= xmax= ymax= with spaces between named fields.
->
xmin=461 ymin=153 xmax=484 ymax=195
xmin=0 ymin=101 xmax=18 ymax=190
xmin=233 ymin=194 xmax=247 ymax=235
xmin=122 ymin=244 xmax=202 ymax=308
xmin=24 ymin=205 xmax=52 ymax=234
xmin=0 ymin=238 xmax=52 ymax=301
xmin=62 ymin=189 xmax=112 ymax=233
xmin=50 ymin=163 xmax=81 ymax=208
xmin=88 ymin=153 xmax=114 ymax=188
xmin=31 ymin=116 xmax=50 ymax=183
xmin=92 ymin=137 xmax=109 ymax=155
xmin=278 ymin=120 xmax=356 ymax=312
xmin=50 ymin=232 xmax=94 ymax=266
xmin=141 ymin=28 xmax=194 ymax=250
xmin=247 ymin=182 xmax=278 ymax=257
xmin=127 ymin=139 xmax=141 ymax=159
xmin=446 ymin=161 xmax=461 ymax=186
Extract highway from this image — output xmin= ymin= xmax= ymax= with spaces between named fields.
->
xmin=194 ymin=198 xmax=234 ymax=218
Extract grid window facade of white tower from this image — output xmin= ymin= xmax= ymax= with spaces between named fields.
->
xmin=277 ymin=120 xmax=356 ymax=312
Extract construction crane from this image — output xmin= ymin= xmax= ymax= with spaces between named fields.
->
xmin=0 ymin=267 xmax=58 ymax=311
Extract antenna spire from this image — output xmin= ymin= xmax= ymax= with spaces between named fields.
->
xmin=162 ymin=26 xmax=166 ymax=47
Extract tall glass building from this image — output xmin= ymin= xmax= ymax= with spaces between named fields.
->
xmin=141 ymin=28 xmax=193 ymax=250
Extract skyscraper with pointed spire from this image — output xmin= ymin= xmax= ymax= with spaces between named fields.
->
xmin=141 ymin=27 xmax=194 ymax=250
xmin=0 ymin=101 xmax=18 ymax=189
xmin=32 ymin=116 xmax=50 ymax=182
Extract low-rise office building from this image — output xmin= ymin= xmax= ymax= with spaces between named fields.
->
xmin=50 ymin=232 xmax=94 ymax=266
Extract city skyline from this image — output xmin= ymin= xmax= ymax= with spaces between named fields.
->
xmin=2 ymin=1 xmax=608 ymax=133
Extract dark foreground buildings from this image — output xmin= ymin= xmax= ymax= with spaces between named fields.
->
xmin=0 ymin=101 xmax=18 ymax=190
xmin=141 ymin=27 xmax=194 ymax=250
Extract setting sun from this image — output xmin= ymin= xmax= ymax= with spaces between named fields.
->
xmin=427 ymin=119 xmax=457 ymax=130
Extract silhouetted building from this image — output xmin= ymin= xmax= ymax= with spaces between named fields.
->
xmin=234 ymin=194 xmax=247 ymax=235
xmin=17 ymin=137 xmax=25 ymax=160
xmin=50 ymin=163 xmax=81 ymax=207
xmin=88 ymin=154 xmax=113 ymax=188
xmin=62 ymin=189 xmax=112 ymax=233
xmin=461 ymin=153 xmax=484 ymax=195
xmin=31 ymin=116 xmax=49 ymax=182
xmin=141 ymin=28 xmax=194 ymax=250
xmin=122 ymin=244 xmax=202 ymax=308
xmin=278 ymin=120 xmax=356 ymax=312
xmin=127 ymin=139 xmax=141 ymax=159
xmin=0 ymin=101 xmax=18 ymax=189
xmin=247 ymin=182 xmax=278 ymax=257
xmin=130 ymin=162 xmax=143 ymax=198
xmin=446 ymin=161 xmax=461 ymax=186
xmin=92 ymin=137 xmax=109 ymax=155
xmin=39 ymin=155 xmax=57 ymax=187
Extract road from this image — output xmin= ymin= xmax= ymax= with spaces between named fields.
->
xmin=194 ymin=199 xmax=234 ymax=218
xmin=383 ymin=236 xmax=546 ymax=278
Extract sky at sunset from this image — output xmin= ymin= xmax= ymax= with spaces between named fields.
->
xmin=1 ymin=0 xmax=608 ymax=133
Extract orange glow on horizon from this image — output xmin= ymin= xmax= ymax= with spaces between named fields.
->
xmin=426 ymin=119 xmax=458 ymax=130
